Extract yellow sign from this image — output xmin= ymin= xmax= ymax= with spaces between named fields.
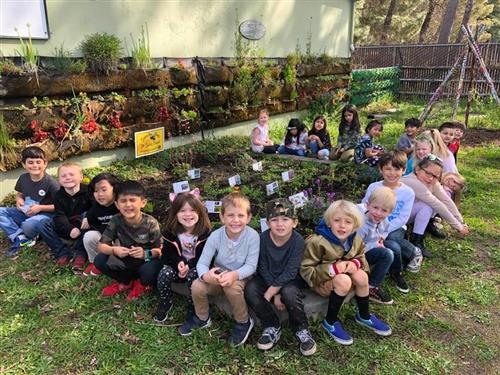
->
xmin=134 ymin=127 xmax=165 ymax=158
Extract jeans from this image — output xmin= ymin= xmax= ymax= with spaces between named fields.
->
xmin=0 ymin=207 xmax=70 ymax=259
xmin=365 ymin=247 xmax=393 ymax=287
xmin=94 ymin=253 xmax=161 ymax=286
xmin=277 ymin=146 xmax=306 ymax=157
xmin=244 ymin=275 xmax=309 ymax=331
xmin=384 ymin=228 xmax=416 ymax=272
xmin=309 ymin=141 xmax=330 ymax=159
xmin=157 ymin=265 xmax=198 ymax=309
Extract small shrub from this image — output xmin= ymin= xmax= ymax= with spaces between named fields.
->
xmin=127 ymin=24 xmax=154 ymax=70
xmin=0 ymin=59 xmax=22 ymax=74
xmin=80 ymin=33 xmax=122 ymax=74
xmin=51 ymin=44 xmax=87 ymax=74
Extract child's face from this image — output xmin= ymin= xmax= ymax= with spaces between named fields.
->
xmin=440 ymin=128 xmax=455 ymax=145
xmin=455 ymin=128 xmax=464 ymax=140
xmin=115 ymin=194 xmax=146 ymax=222
xmin=220 ymin=204 xmax=251 ymax=238
xmin=368 ymin=124 xmax=382 ymax=138
xmin=314 ymin=118 xmax=325 ymax=131
xmin=94 ymin=180 xmax=115 ymax=206
xmin=177 ymin=202 xmax=199 ymax=232
xmin=415 ymin=141 xmax=432 ymax=160
xmin=22 ymin=157 xmax=47 ymax=179
xmin=344 ymin=111 xmax=354 ymax=124
xmin=258 ymin=113 xmax=269 ymax=126
xmin=380 ymin=163 xmax=403 ymax=186
xmin=405 ymin=125 xmax=418 ymax=137
xmin=58 ymin=166 xmax=83 ymax=190
xmin=415 ymin=163 xmax=442 ymax=187
xmin=268 ymin=216 xmax=297 ymax=240
xmin=290 ymin=128 xmax=298 ymax=135
xmin=328 ymin=212 xmax=355 ymax=242
xmin=443 ymin=177 xmax=462 ymax=192
xmin=366 ymin=201 xmax=392 ymax=224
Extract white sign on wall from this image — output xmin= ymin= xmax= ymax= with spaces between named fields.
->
xmin=1 ymin=0 xmax=50 ymax=39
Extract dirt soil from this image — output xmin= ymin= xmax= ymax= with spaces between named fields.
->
xmin=462 ymin=127 xmax=500 ymax=146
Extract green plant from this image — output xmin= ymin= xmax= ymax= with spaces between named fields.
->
xmin=172 ymin=87 xmax=194 ymax=98
xmin=0 ymin=115 xmax=16 ymax=171
xmin=127 ymin=24 xmax=154 ymax=70
xmin=180 ymin=110 xmax=197 ymax=121
xmin=80 ymin=32 xmax=122 ymax=74
xmin=0 ymin=59 xmax=22 ymax=74
xmin=51 ymin=44 xmax=87 ymax=74
xmin=15 ymin=24 xmax=39 ymax=80
xmin=319 ymin=52 xmax=334 ymax=65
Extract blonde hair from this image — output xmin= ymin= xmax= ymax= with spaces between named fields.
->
xmin=423 ymin=129 xmax=449 ymax=159
xmin=221 ymin=192 xmax=251 ymax=215
xmin=258 ymin=108 xmax=269 ymax=117
xmin=323 ymin=200 xmax=364 ymax=232
xmin=57 ymin=162 xmax=82 ymax=176
xmin=368 ymin=187 xmax=397 ymax=211
xmin=442 ymin=172 xmax=466 ymax=192
xmin=412 ymin=133 xmax=436 ymax=163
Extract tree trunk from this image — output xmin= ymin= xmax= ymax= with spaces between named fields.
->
xmin=419 ymin=0 xmax=437 ymax=43
xmin=438 ymin=0 xmax=460 ymax=43
xmin=456 ymin=0 xmax=474 ymax=43
xmin=380 ymin=0 xmax=397 ymax=45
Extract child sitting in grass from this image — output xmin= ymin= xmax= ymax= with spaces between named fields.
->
xmin=245 ymin=199 xmax=316 ymax=356
xmin=307 ymin=115 xmax=331 ymax=160
xmin=449 ymin=121 xmax=465 ymax=161
xmin=277 ymin=118 xmax=308 ymax=157
xmin=396 ymin=118 xmax=421 ymax=156
xmin=441 ymin=172 xmax=466 ymax=210
xmin=95 ymin=180 xmax=162 ymax=301
xmin=251 ymin=108 xmax=277 ymax=154
xmin=354 ymin=120 xmax=385 ymax=166
xmin=301 ymin=200 xmax=392 ymax=346
xmin=180 ymin=192 xmax=259 ymax=347
xmin=333 ymin=104 xmax=361 ymax=161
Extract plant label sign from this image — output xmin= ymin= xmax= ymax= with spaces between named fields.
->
xmin=281 ymin=169 xmax=295 ymax=182
xmin=252 ymin=161 xmax=263 ymax=171
xmin=259 ymin=218 xmax=269 ymax=233
xmin=205 ymin=201 xmax=222 ymax=214
xmin=172 ymin=181 xmax=190 ymax=194
xmin=266 ymin=181 xmax=279 ymax=196
xmin=134 ymin=127 xmax=164 ymax=158
xmin=188 ymin=168 xmax=201 ymax=179
xmin=289 ymin=192 xmax=308 ymax=208
xmin=228 ymin=174 xmax=242 ymax=187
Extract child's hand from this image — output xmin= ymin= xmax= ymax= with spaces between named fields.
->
xmin=203 ymin=267 xmax=223 ymax=285
xmin=80 ymin=218 xmax=90 ymax=230
xmin=26 ymin=204 xmax=42 ymax=216
xmin=70 ymin=228 xmax=81 ymax=239
xmin=273 ymin=294 xmax=285 ymax=311
xmin=264 ymin=286 xmax=281 ymax=302
xmin=113 ymin=246 xmax=130 ymax=258
xmin=16 ymin=197 xmax=25 ymax=211
xmin=333 ymin=261 xmax=349 ymax=274
xmin=459 ymin=225 xmax=469 ymax=236
xmin=129 ymin=246 xmax=145 ymax=259
xmin=178 ymin=261 xmax=189 ymax=278
xmin=344 ymin=261 xmax=358 ymax=274
xmin=376 ymin=237 xmax=385 ymax=248
xmin=219 ymin=270 xmax=238 ymax=287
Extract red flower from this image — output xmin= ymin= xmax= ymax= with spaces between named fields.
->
xmin=30 ymin=119 xmax=39 ymax=130
xmin=108 ymin=111 xmax=123 ymax=129
xmin=81 ymin=112 xmax=100 ymax=134
xmin=154 ymin=106 xmax=170 ymax=122
xmin=53 ymin=119 xmax=69 ymax=140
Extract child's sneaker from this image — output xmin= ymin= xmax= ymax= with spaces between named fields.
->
xmin=102 ymin=280 xmax=133 ymax=297
xmin=257 ymin=326 xmax=281 ymax=351
xmin=5 ymin=236 xmax=35 ymax=257
xmin=407 ymin=247 xmax=423 ymax=273
xmin=72 ymin=255 xmax=86 ymax=271
xmin=153 ymin=303 xmax=172 ymax=323
xmin=229 ymin=317 xmax=254 ymax=347
xmin=390 ymin=272 xmax=410 ymax=293
xmin=296 ymin=328 xmax=317 ymax=356
xmin=321 ymin=320 xmax=353 ymax=345
xmin=83 ymin=263 xmax=101 ymax=277
xmin=355 ymin=312 xmax=392 ymax=336
xmin=369 ymin=287 xmax=394 ymax=305
xmin=127 ymin=279 xmax=151 ymax=301
xmin=179 ymin=314 xmax=212 ymax=336
xmin=56 ymin=255 xmax=71 ymax=266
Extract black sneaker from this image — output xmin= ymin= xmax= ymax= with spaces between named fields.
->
xmin=257 ymin=326 xmax=281 ymax=351
xmin=178 ymin=314 xmax=211 ymax=336
xmin=229 ymin=317 xmax=254 ymax=347
xmin=426 ymin=219 xmax=446 ymax=239
xmin=153 ymin=303 xmax=172 ymax=323
xmin=369 ymin=287 xmax=394 ymax=305
xmin=296 ymin=328 xmax=317 ymax=356
xmin=390 ymin=272 xmax=410 ymax=293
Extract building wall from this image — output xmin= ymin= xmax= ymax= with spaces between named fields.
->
xmin=0 ymin=0 xmax=354 ymax=58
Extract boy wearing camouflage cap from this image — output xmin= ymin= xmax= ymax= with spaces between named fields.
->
xmin=244 ymin=198 xmax=316 ymax=356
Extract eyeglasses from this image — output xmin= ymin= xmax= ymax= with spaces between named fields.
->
xmin=420 ymin=168 xmax=440 ymax=180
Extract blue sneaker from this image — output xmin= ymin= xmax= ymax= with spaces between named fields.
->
xmin=178 ymin=314 xmax=211 ymax=336
xmin=321 ymin=320 xmax=353 ymax=345
xmin=229 ymin=317 xmax=254 ymax=347
xmin=355 ymin=312 xmax=392 ymax=336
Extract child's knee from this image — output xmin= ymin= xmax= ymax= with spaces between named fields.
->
xmin=333 ymin=274 xmax=352 ymax=294
xmin=351 ymin=269 xmax=368 ymax=287
xmin=280 ymin=284 xmax=300 ymax=304
xmin=191 ymin=279 xmax=207 ymax=296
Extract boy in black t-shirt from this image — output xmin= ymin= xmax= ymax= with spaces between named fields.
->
xmin=0 ymin=147 xmax=69 ymax=258
xmin=244 ymin=198 xmax=316 ymax=356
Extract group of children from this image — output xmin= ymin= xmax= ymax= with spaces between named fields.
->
xmin=1 ymin=111 xmax=470 ymax=354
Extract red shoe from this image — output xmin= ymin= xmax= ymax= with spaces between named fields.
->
xmin=83 ymin=263 xmax=100 ymax=277
xmin=56 ymin=256 xmax=71 ymax=266
xmin=72 ymin=256 xmax=86 ymax=271
xmin=127 ymin=279 xmax=151 ymax=301
xmin=102 ymin=280 xmax=133 ymax=297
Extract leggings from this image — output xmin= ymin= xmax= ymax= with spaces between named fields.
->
xmin=157 ymin=265 xmax=198 ymax=309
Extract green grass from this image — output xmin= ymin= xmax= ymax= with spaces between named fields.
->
xmin=1 ymin=100 xmax=499 ymax=374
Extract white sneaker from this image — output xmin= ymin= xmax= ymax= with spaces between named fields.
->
xmin=407 ymin=247 xmax=423 ymax=273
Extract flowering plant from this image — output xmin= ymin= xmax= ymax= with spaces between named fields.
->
xmin=30 ymin=120 xmax=49 ymax=142
xmin=81 ymin=112 xmax=100 ymax=133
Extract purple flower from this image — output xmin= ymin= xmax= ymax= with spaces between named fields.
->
xmin=307 ymin=188 xmax=313 ymax=196
xmin=315 ymin=178 xmax=321 ymax=186
xmin=326 ymin=192 xmax=336 ymax=202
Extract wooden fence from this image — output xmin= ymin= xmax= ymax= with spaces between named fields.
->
xmin=352 ymin=43 xmax=500 ymax=98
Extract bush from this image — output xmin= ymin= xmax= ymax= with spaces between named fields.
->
xmin=80 ymin=33 xmax=122 ymax=74
xmin=51 ymin=44 xmax=86 ymax=74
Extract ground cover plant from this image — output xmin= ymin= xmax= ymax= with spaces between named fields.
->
xmin=0 ymin=100 xmax=499 ymax=374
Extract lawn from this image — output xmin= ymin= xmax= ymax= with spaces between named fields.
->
xmin=0 ymin=99 xmax=499 ymax=375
